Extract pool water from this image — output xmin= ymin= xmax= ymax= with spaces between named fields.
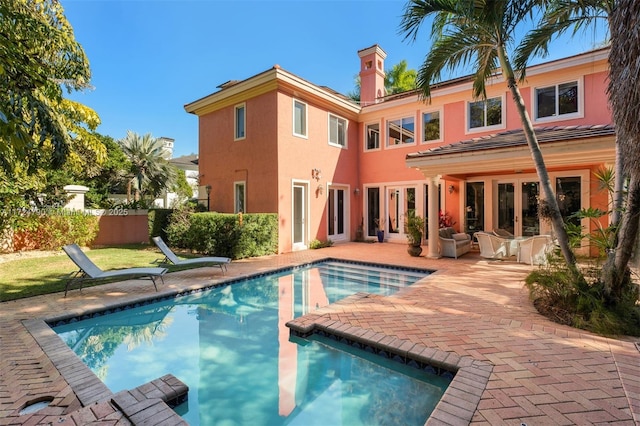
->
xmin=54 ymin=261 xmax=450 ymax=425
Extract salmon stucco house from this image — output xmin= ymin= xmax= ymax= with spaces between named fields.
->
xmin=184 ymin=45 xmax=614 ymax=255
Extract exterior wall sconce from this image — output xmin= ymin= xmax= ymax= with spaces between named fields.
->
xmin=311 ymin=168 xmax=322 ymax=181
xmin=354 ymin=188 xmax=360 ymax=196
xmin=316 ymin=184 xmax=324 ymax=196
xmin=448 ymin=184 xmax=455 ymax=194
xmin=205 ymin=184 xmax=212 ymax=210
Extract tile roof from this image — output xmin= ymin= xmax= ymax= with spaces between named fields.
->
xmin=406 ymin=124 xmax=615 ymax=159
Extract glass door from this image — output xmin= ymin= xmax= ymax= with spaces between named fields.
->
xmin=293 ymin=184 xmax=306 ymax=247
xmin=496 ymin=180 xmax=540 ymax=236
xmin=328 ymin=187 xmax=345 ymax=240
xmin=521 ymin=181 xmax=540 ymax=236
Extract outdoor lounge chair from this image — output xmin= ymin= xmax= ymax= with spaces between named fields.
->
xmin=152 ymin=236 xmax=231 ymax=274
xmin=62 ymin=244 xmax=167 ymax=297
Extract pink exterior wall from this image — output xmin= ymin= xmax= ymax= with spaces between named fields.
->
xmin=275 ymin=90 xmax=360 ymax=252
xmin=192 ymin=48 xmax=614 ymax=254
xmin=92 ymin=211 xmax=149 ymax=246
xmin=199 ymin=92 xmax=280 ymax=214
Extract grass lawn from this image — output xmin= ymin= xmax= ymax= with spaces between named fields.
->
xmin=0 ymin=244 xmax=191 ymax=302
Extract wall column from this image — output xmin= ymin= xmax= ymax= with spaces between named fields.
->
xmin=427 ymin=176 xmax=440 ymax=258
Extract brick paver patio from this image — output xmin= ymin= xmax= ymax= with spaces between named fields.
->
xmin=1 ymin=242 xmax=638 ymax=425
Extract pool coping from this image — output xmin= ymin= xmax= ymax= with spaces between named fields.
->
xmin=286 ymin=293 xmax=493 ymax=426
xmin=22 ymin=318 xmax=189 ymax=425
xmin=34 ymin=258 xmax=485 ymax=425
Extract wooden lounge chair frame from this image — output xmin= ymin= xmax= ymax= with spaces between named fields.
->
xmin=62 ymin=244 xmax=167 ymax=297
xmin=152 ymin=236 xmax=230 ymax=274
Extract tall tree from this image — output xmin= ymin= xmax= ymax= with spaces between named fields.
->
xmin=516 ymin=0 xmax=637 ymax=302
xmin=0 ymin=0 xmax=94 ymax=174
xmin=119 ymin=131 xmax=175 ymax=204
xmin=607 ymin=0 xmax=640 ymax=302
xmin=385 ymin=60 xmax=417 ymax=94
xmin=400 ymin=0 xmax=577 ymax=270
xmin=347 ymin=60 xmax=418 ymax=102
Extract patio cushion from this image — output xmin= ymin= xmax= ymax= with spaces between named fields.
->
xmin=452 ymin=233 xmax=469 ymax=241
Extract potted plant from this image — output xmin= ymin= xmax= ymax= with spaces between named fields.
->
xmin=405 ymin=211 xmax=425 ymax=256
xmin=374 ymin=218 xmax=384 ymax=243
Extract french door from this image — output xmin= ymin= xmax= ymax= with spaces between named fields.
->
xmin=328 ymin=187 xmax=346 ymax=240
xmin=496 ymin=180 xmax=540 ymax=237
xmin=293 ymin=184 xmax=306 ymax=248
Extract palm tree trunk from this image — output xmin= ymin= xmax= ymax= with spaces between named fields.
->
xmin=603 ymin=171 xmax=640 ymax=301
xmin=612 ymin=139 xmax=624 ymax=225
xmin=497 ymin=47 xmax=577 ymax=270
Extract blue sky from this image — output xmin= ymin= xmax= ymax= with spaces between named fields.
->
xmin=62 ymin=0 xmax=608 ymax=158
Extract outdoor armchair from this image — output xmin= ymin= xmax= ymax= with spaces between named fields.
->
xmin=517 ymin=235 xmax=554 ymax=265
xmin=62 ymin=244 xmax=167 ymax=297
xmin=152 ymin=236 xmax=230 ymax=274
xmin=475 ymin=232 xmax=511 ymax=260
xmin=493 ymin=228 xmax=515 ymax=239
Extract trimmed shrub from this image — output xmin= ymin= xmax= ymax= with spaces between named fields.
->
xmin=148 ymin=208 xmax=173 ymax=241
xmin=166 ymin=211 xmax=278 ymax=259
xmin=13 ymin=210 xmax=99 ymax=250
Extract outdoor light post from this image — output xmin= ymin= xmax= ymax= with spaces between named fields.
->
xmin=205 ymin=184 xmax=211 ymax=211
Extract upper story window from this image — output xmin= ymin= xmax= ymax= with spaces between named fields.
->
xmin=535 ymin=81 xmax=579 ymax=121
xmin=469 ymin=97 xmax=502 ymax=130
xmin=387 ymin=116 xmax=415 ymax=146
xmin=365 ymin=122 xmax=380 ymax=150
xmin=234 ymin=181 xmax=245 ymax=213
xmin=329 ymin=114 xmax=347 ymax=147
xmin=234 ymin=103 xmax=246 ymax=140
xmin=293 ymin=100 xmax=307 ymax=137
xmin=422 ymin=110 xmax=441 ymax=143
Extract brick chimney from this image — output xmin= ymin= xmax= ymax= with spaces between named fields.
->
xmin=358 ymin=45 xmax=387 ymax=106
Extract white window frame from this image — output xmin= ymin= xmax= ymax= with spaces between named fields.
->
xmin=466 ymin=95 xmax=505 ymax=133
xmin=234 ymin=103 xmax=246 ymax=141
xmin=293 ymin=99 xmax=308 ymax=138
xmin=234 ymin=181 xmax=246 ymax=213
xmin=386 ymin=115 xmax=416 ymax=148
xmin=421 ymin=108 xmax=443 ymax=144
xmin=533 ymin=79 xmax=583 ymax=123
xmin=364 ymin=121 xmax=381 ymax=151
xmin=328 ymin=113 xmax=347 ymax=148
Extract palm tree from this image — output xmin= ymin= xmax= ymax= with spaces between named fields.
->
xmin=348 ymin=60 xmax=418 ymax=102
xmin=399 ymin=0 xmax=577 ymax=270
xmin=119 ymin=131 xmax=175 ymax=204
xmin=606 ymin=0 xmax=640 ymax=302
xmin=516 ymin=0 xmax=638 ymax=302
xmin=385 ymin=60 xmax=417 ymax=94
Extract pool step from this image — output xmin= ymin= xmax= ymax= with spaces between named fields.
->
xmin=317 ymin=262 xmax=429 ymax=288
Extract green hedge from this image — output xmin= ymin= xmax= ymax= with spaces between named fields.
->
xmin=166 ymin=212 xmax=278 ymax=259
xmin=13 ymin=210 xmax=99 ymax=250
xmin=148 ymin=208 xmax=173 ymax=241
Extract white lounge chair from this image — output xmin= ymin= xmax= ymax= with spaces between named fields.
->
xmin=517 ymin=235 xmax=553 ymax=265
xmin=475 ymin=232 xmax=511 ymax=259
xmin=152 ymin=236 xmax=231 ymax=274
xmin=62 ymin=244 xmax=167 ymax=297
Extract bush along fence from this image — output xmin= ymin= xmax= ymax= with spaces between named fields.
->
xmin=163 ymin=211 xmax=278 ymax=260
xmin=7 ymin=209 xmax=99 ymax=252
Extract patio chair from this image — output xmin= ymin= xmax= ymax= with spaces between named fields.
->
xmin=517 ymin=235 xmax=554 ymax=265
xmin=438 ymin=227 xmax=471 ymax=258
xmin=62 ymin=244 xmax=167 ymax=297
xmin=493 ymin=228 xmax=515 ymax=239
xmin=475 ymin=232 xmax=511 ymax=260
xmin=152 ymin=236 xmax=231 ymax=274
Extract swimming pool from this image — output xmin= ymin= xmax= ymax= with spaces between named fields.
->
xmin=54 ymin=260 xmax=450 ymax=425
